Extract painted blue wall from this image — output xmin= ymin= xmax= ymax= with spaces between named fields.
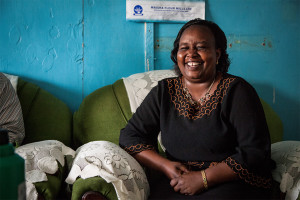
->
xmin=0 ymin=0 xmax=299 ymax=140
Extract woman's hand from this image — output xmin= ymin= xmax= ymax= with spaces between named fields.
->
xmin=170 ymin=171 xmax=204 ymax=195
xmin=170 ymin=162 xmax=239 ymax=195
xmin=161 ymin=161 xmax=189 ymax=179
xmin=133 ymin=150 xmax=189 ymax=179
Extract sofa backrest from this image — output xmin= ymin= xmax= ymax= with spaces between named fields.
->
xmin=73 ymin=79 xmax=132 ymax=149
xmin=17 ymin=78 xmax=72 ymax=146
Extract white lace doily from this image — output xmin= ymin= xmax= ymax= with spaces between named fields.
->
xmin=16 ymin=140 xmax=75 ymax=200
xmin=123 ymin=69 xmax=177 ymax=113
xmin=66 ymin=141 xmax=150 ymax=200
xmin=271 ymin=141 xmax=300 ymax=200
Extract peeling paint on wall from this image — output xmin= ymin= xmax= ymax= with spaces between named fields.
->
xmin=88 ymin=0 xmax=95 ymax=6
xmin=49 ymin=26 xmax=60 ymax=39
xmin=9 ymin=25 xmax=22 ymax=45
xmin=42 ymin=48 xmax=57 ymax=72
xmin=227 ymin=35 xmax=273 ymax=51
xmin=25 ymin=44 xmax=38 ymax=64
xmin=49 ymin=8 xmax=54 ymax=18
xmin=154 ymin=35 xmax=274 ymax=52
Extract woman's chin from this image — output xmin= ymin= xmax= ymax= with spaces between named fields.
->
xmin=184 ymin=70 xmax=202 ymax=80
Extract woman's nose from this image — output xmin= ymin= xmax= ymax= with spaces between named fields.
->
xmin=187 ymin=48 xmax=198 ymax=57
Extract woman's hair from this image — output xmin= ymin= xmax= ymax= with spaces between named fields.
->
xmin=171 ymin=18 xmax=230 ymax=75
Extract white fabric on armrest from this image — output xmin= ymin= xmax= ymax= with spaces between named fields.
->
xmin=16 ymin=140 xmax=75 ymax=200
xmin=271 ymin=141 xmax=300 ymax=200
xmin=66 ymin=141 xmax=150 ymax=200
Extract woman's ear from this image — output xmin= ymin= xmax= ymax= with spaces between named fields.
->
xmin=216 ymin=48 xmax=221 ymax=60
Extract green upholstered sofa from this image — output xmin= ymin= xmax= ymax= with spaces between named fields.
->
xmin=16 ymin=70 xmax=286 ymax=200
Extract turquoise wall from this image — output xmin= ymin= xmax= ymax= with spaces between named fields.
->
xmin=0 ymin=0 xmax=299 ymax=141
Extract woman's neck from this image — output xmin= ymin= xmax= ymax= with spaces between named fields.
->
xmin=182 ymin=72 xmax=221 ymax=102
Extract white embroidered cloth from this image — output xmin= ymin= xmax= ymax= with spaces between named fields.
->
xmin=271 ymin=141 xmax=300 ymax=200
xmin=66 ymin=141 xmax=150 ymax=200
xmin=123 ymin=69 xmax=177 ymax=113
xmin=16 ymin=140 xmax=75 ymax=200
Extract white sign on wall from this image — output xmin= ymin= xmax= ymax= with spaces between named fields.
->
xmin=126 ymin=0 xmax=205 ymax=22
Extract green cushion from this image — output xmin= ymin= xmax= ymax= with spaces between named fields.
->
xmin=260 ymin=99 xmax=283 ymax=143
xmin=73 ymin=79 xmax=132 ymax=149
xmin=34 ymin=162 xmax=67 ymax=200
xmin=17 ymin=79 xmax=72 ymax=146
xmin=71 ymin=177 xmax=117 ymax=200
xmin=113 ymin=79 xmax=133 ymax=122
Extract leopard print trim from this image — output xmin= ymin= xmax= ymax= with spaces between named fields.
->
xmin=224 ymin=157 xmax=272 ymax=189
xmin=123 ymin=144 xmax=155 ymax=155
xmin=166 ymin=76 xmax=235 ymax=120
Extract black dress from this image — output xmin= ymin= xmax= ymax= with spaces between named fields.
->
xmin=119 ymin=73 xmax=273 ymax=199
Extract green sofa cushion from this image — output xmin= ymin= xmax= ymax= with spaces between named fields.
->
xmin=17 ymin=78 xmax=72 ymax=146
xmin=34 ymin=162 xmax=68 ymax=200
xmin=72 ymin=177 xmax=117 ymax=200
xmin=73 ymin=79 xmax=132 ymax=149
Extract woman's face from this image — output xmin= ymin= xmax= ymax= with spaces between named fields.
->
xmin=177 ymin=25 xmax=221 ymax=83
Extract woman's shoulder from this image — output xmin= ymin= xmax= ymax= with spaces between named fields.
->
xmin=222 ymin=73 xmax=255 ymax=90
xmin=221 ymin=73 xmax=259 ymax=100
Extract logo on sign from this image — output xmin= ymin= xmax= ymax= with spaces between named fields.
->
xmin=133 ymin=5 xmax=143 ymax=16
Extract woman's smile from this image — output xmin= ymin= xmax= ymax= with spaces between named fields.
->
xmin=186 ymin=61 xmax=204 ymax=67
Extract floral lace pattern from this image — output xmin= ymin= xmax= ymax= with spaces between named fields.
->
xmin=66 ymin=141 xmax=150 ymax=200
xmin=16 ymin=140 xmax=75 ymax=200
xmin=271 ymin=141 xmax=300 ymax=200
xmin=123 ymin=69 xmax=177 ymax=113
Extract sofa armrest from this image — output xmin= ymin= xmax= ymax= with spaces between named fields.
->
xmin=271 ymin=141 xmax=300 ymax=200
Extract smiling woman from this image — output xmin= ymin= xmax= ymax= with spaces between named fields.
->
xmin=176 ymin=25 xmax=219 ymax=84
xmin=119 ymin=18 xmax=275 ymax=199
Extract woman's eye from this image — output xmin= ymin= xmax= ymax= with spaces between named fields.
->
xmin=179 ymin=46 xmax=188 ymax=50
xmin=197 ymin=46 xmax=206 ymax=50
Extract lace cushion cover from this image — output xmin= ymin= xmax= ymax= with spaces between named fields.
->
xmin=123 ymin=69 xmax=177 ymax=113
xmin=65 ymin=141 xmax=150 ymax=200
xmin=16 ymin=140 xmax=75 ymax=200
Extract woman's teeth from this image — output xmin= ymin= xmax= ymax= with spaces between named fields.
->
xmin=187 ymin=62 xmax=202 ymax=66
